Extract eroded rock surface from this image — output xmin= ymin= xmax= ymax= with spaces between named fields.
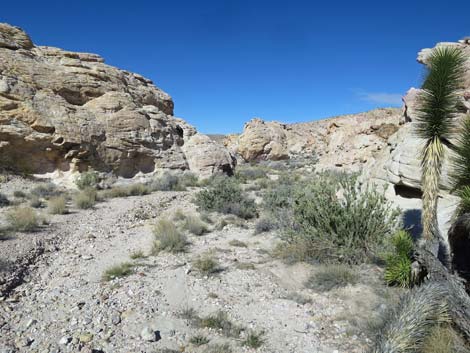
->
xmin=0 ymin=23 xmax=234 ymax=178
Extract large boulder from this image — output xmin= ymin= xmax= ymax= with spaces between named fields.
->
xmin=0 ymin=23 xmax=234 ymax=179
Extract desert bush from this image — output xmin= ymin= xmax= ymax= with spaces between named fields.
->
xmin=306 ymin=265 xmax=359 ymax=292
xmin=28 ymin=195 xmax=42 ymax=208
xmin=254 ymin=216 xmax=277 ymax=234
xmin=197 ymin=311 xmax=241 ymax=338
xmin=102 ymin=262 xmax=133 ymax=281
xmin=194 ymin=178 xmax=257 ymax=219
xmin=421 ymin=325 xmax=470 ymax=353
xmin=74 ymin=188 xmax=97 ymax=209
xmin=384 ymin=230 xmax=414 ymax=288
xmin=150 ymin=172 xmax=185 ymax=191
xmin=47 ymin=196 xmax=68 ymax=215
xmin=189 ymin=334 xmax=209 ymax=346
xmin=235 ymin=165 xmax=268 ymax=183
xmin=152 ymin=219 xmax=187 ymax=253
xmin=130 ymin=250 xmax=146 ymax=259
xmin=272 ymin=172 xmax=400 ymax=264
xmin=6 ymin=207 xmax=40 ymax=232
xmin=193 ymin=253 xmax=220 ymax=275
xmin=127 ymin=183 xmax=150 ymax=196
xmin=13 ymin=190 xmax=26 ymax=198
xmin=75 ymin=170 xmax=99 ymax=190
xmin=179 ymin=172 xmax=199 ymax=188
xmin=229 ymin=239 xmax=247 ymax=247
xmin=105 ymin=186 xmax=129 ymax=198
xmin=0 ymin=193 xmax=10 ymax=207
xmin=30 ymin=183 xmax=58 ymax=199
xmin=242 ymin=331 xmax=265 ymax=349
xmin=183 ymin=215 xmax=208 ymax=236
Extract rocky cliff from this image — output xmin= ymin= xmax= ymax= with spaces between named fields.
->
xmin=225 ymin=108 xmax=403 ymax=171
xmin=0 ymin=23 xmax=235 ymax=179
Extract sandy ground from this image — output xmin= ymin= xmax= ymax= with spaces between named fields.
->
xmin=0 ymin=178 xmax=399 ymax=353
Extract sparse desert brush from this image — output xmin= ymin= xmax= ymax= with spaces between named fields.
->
xmin=194 ymin=177 xmax=257 ymax=219
xmin=150 ymin=172 xmax=185 ymax=191
xmin=178 ymin=172 xmax=199 ymax=188
xmin=172 ymin=208 xmax=187 ymax=221
xmin=270 ymin=172 xmax=400 ymax=264
xmin=254 ymin=216 xmax=277 ymax=234
xmin=128 ymin=183 xmax=151 ymax=196
xmin=13 ymin=190 xmax=26 ymax=198
xmin=130 ymin=250 xmax=146 ymax=259
xmin=229 ymin=239 xmax=247 ymax=247
xmin=30 ymin=182 xmax=58 ymax=199
xmin=242 ymin=331 xmax=265 ymax=349
xmin=105 ymin=185 xmax=129 ymax=198
xmin=6 ymin=206 xmax=40 ymax=232
xmin=75 ymin=170 xmax=99 ymax=190
xmin=183 ymin=215 xmax=208 ymax=235
xmin=47 ymin=195 xmax=68 ymax=214
xmin=189 ymin=334 xmax=210 ymax=346
xmin=0 ymin=193 xmax=10 ymax=207
xmin=193 ymin=253 xmax=220 ymax=275
xmin=197 ymin=311 xmax=241 ymax=338
xmin=306 ymin=265 xmax=359 ymax=292
xmin=152 ymin=219 xmax=187 ymax=254
xmin=74 ymin=188 xmax=97 ymax=209
xmin=234 ymin=165 xmax=268 ymax=183
xmin=384 ymin=230 xmax=414 ymax=288
xmin=28 ymin=195 xmax=43 ymax=208
xmin=207 ymin=343 xmax=233 ymax=353
xmin=421 ymin=325 xmax=470 ymax=353
xmin=102 ymin=262 xmax=133 ymax=281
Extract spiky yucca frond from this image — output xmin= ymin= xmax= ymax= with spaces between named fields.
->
xmin=451 ymin=115 xmax=470 ymax=191
xmin=371 ymin=282 xmax=450 ymax=353
xmin=455 ymin=185 xmax=470 ymax=217
xmin=385 ymin=230 xmax=414 ymax=287
xmin=415 ymin=47 xmax=465 ymax=246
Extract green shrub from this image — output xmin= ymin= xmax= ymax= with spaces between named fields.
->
xmin=305 ymin=265 xmax=359 ymax=292
xmin=384 ymin=230 xmax=414 ymax=287
xmin=127 ymin=183 xmax=150 ymax=196
xmin=273 ymin=173 xmax=400 ymax=264
xmin=47 ymin=196 xmax=68 ymax=215
xmin=30 ymin=183 xmax=58 ymax=199
xmin=75 ymin=170 xmax=99 ymax=190
xmin=254 ymin=216 xmax=277 ymax=234
xmin=152 ymin=219 xmax=187 ymax=253
xmin=13 ymin=190 xmax=26 ymax=198
xmin=193 ymin=253 xmax=220 ymax=275
xmin=189 ymin=335 xmax=209 ymax=346
xmin=242 ymin=331 xmax=265 ymax=349
xmin=179 ymin=172 xmax=199 ymax=188
xmin=150 ymin=172 xmax=185 ymax=191
xmin=194 ymin=178 xmax=257 ymax=219
xmin=0 ymin=193 xmax=10 ymax=207
xmin=74 ymin=188 xmax=97 ymax=209
xmin=6 ymin=207 xmax=40 ymax=232
xmin=130 ymin=250 xmax=146 ymax=259
xmin=102 ymin=262 xmax=133 ymax=281
xmin=183 ymin=215 xmax=208 ymax=236
xmin=197 ymin=311 xmax=241 ymax=338
xmin=235 ymin=166 xmax=267 ymax=183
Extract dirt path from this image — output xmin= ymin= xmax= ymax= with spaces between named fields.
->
xmin=0 ymin=189 xmax=391 ymax=353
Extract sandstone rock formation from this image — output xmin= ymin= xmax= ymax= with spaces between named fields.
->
xmin=226 ymin=108 xmax=403 ymax=171
xmin=0 ymin=23 xmax=234 ymax=179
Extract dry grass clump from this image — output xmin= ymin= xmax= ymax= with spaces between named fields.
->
xmin=242 ymin=331 xmax=265 ymax=349
xmin=102 ymin=262 xmax=134 ymax=281
xmin=254 ymin=216 xmax=277 ymax=234
xmin=193 ymin=253 xmax=221 ymax=275
xmin=74 ymin=188 xmax=98 ymax=209
xmin=197 ymin=311 xmax=242 ymax=338
xmin=129 ymin=250 xmax=146 ymax=259
xmin=152 ymin=219 xmax=188 ymax=254
xmin=6 ymin=206 xmax=41 ymax=232
xmin=305 ymin=265 xmax=359 ymax=292
xmin=421 ymin=325 xmax=470 ymax=353
xmin=47 ymin=196 xmax=68 ymax=214
xmin=30 ymin=182 xmax=58 ymax=199
xmin=228 ymin=239 xmax=247 ymax=247
xmin=29 ymin=195 xmax=43 ymax=208
xmin=183 ymin=214 xmax=208 ymax=235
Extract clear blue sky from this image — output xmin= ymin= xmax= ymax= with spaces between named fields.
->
xmin=2 ymin=0 xmax=470 ymax=133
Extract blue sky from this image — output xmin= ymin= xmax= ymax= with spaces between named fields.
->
xmin=2 ymin=0 xmax=470 ymax=133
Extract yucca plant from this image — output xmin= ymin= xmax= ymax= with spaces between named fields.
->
xmin=415 ymin=46 xmax=465 ymax=253
xmin=384 ymin=230 xmax=414 ymax=288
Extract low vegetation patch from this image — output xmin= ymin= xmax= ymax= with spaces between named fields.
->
xmin=74 ymin=188 xmax=98 ymax=209
xmin=189 ymin=334 xmax=210 ymax=346
xmin=152 ymin=219 xmax=188 ymax=254
xmin=254 ymin=216 xmax=277 ymax=234
xmin=30 ymin=183 xmax=58 ymax=199
xmin=268 ymin=172 xmax=400 ymax=264
xmin=47 ymin=196 xmax=68 ymax=215
xmin=228 ymin=239 xmax=247 ymax=247
xmin=6 ymin=206 xmax=40 ymax=232
xmin=207 ymin=343 xmax=233 ymax=353
xmin=193 ymin=253 xmax=221 ymax=275
xmin=242 ymin=331 xmax=265 ymax=349
xmin=197 ymin=311 xmax=242 ymax=338
xmin=194 ymin=177 xmax=257 ymax=219
xmin=129 ymin=250 xmax=146 ymax=259
xmin=234 ymin=165 xmax=268 ymax=183
xmin=75 ymin=170 xmax=100 ymax=190
xmin=421 ymin=325 xmax=470 ymax=353
xmin=305 ymin=265 xmax=359 ymax=292
xmin=384 ymin=230 xmax=414 ymax=288
xmin=0 ymin=193 xmax=10 ymax=207
xmin=29 ymin=195 xmax=43 ymax=208
xmin=183 ymin=214 xmax=208 ymax=235
xmin=102 ymin=262 xmax=133 ymax=281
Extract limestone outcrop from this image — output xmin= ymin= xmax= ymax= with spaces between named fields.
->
xmin=0 ymin=23 xmax=234 ymax=178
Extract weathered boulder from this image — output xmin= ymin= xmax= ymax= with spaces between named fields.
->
xmin=0 ymin=23 xmax=234 ymax=179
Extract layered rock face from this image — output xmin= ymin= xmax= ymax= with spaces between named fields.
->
xmin=0 ymin=23 xmax=234 ymax=178
xmin=226 ymin=108 xmax=403 ymax=171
